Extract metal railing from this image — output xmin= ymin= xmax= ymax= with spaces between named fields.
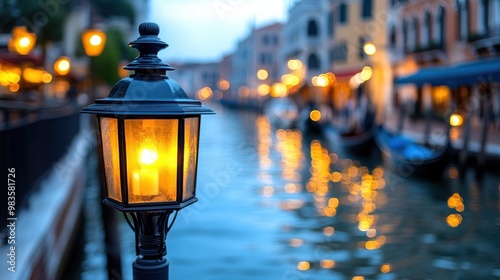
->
xmin=0 ymin=100 xmax=82 ymax=244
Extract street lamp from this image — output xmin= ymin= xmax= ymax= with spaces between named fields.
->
xmin=81 ymin=22 xmax=214 ymax=279
xmin=54 ymin=56 xmax=71 ymax=76
xmin=81 ymin=28 xmax=107 ymax=57
xmin=8 ymin=26 xmax=37 ymax=55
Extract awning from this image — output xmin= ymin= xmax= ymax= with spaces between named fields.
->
xmin=395 ymin=57 xmax=500 ymax=88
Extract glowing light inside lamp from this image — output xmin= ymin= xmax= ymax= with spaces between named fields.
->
xmin=132 ymin=146 xmax=160 ymax=196
xmin=310 ymin=110 xmax=321 ymax=122
xmin=90 ymin=34 xmax=103 ymax=46
xmin=19 ymin=37 xmax=31 ymax=48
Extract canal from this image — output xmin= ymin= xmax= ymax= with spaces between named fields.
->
xmin=74 ymin=104 xmax=500 ymax=280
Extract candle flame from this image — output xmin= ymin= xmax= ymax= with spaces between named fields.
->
xmin=139 ymin=148 xmax=158 ymax=167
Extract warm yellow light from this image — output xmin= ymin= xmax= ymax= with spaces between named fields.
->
xmin=312 ymin=74 xmax=329 ymax=87
xmin=323 ymin=226 xmax=334 ymax=236
xmin=9 ymin=83 xmax=19 ymax=92
xmin=54 ymin=56 xmax=71 ymax=76
xmin=42 ymin=73 xmax=53 ymax=83
xmin=297 ymin=261 xmax=310 ymax=271
xmin=310 ymin=110 xmax=321 ymax=122
xmin=90 ymin=34 xmax=102 ymax=46
xmin=9 ymin=26 xmax=37 ymax=55
xmin=363 ymin=42 xmax=376 ymax=56
xmin=23 ymin=68 xmax=48 ymax=83
xmin=360 ymin=66 xmax=373 ymax=81
xmin=132 ymin=146 xmax=160 ymax=196
xmin=281 ymin=74 xmax=300 ymax=86
xmin=218 ymin=79 xmax=230 ymax=90
xmin=450 ymin=113 xmax=463 ymax=127
xmin=289 ymin=238 xmax=304 ymax=247
xmin=257 ymin=84 xmax=270 ymax=96
xmin=380 ymin=264 xmax=392 ymax=273
xmin=446 ymin=214 xmax=462 ymax=227
xmin=287 ymin=59 xmax=303 ymax=70
xmin=320 ymin=259 xmax=335 ymax=269
xmin=270 ymin=83 xmax=287 ymax=97
xmin=82 ymin=28 xmax=107 ymax=57
xmin=197 ymin=87 xmax=213 ymax=100
xmin=139 ymin=148 xmax=159 ymax=167
xmin=257 ymin=69 xmax=268 ymax=80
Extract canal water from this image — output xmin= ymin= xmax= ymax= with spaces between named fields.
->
xmin=75 ymin=104 xmax=500 ymax=280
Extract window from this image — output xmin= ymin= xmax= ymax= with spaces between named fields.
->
xmin=424 ymin=11 xmax=432 ymax=46
xmin=339 ymin=2 xmax=348 ymax=24
xmin=307 ymin=53 xmax=320 ymax=70
xmin=479 ymin=0 xmax=489 ymax=34
xmin=457 ymin=0 xmax=469 ymax=40
xmin=412 ymin=17 xmax=420 ymax=49
xmin=362 ymin=0 xmax=373 ymax=19
xmin=359 ymin=37 xmax=366 ymax=59
xmin=389 ymin=25 xmax=396 ymax=48
xmin=437 ymin=7 xmax=445 ymax=46
xmin=402 ymin=20 xmax=408 ymax=51
xmin=262 ymin=34 xmax=270 ymax=45
xmin=327 ymin=11 xmax=334 ymax=38
xmin=307 ymin=19 xmax=319 ymax=37
xmin=333 ymin=42 xmax=348 ymax=62
xmin=259 ymin=53 xmax=273 ymax=65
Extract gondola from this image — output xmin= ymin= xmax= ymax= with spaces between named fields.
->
xmin=321 ymin=110 xmax=376 ymax=154
xmin=374 ymin=125 xmax=451 ymax=178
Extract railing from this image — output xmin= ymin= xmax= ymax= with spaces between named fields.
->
xmin=0 ymin=100 xmax=82 ymax=244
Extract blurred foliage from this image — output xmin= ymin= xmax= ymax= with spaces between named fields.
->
xmin=88 ymin=27 xmax=138 ymax=86
xmin=0 ymin=0 xmax=135 ymax=43
xmin=92 ymin=0 xmax=135 ymax=25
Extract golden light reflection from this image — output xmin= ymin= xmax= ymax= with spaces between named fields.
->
xmin=290 ymin=238 xmax=304 ymax=247
xmin=352 ymin=276 xmax=365 ymax=280
xmin=446 ymin=214 xmax=463 ymax=227
xmin=280 ymin=200 xmax=305 ymax=211
xmin=261 ymin=186 xmax=274 ymax=197
xmin=363 ymin=42 xmax=377 ymax=56
xmin=320 ymin=259 xmax=335 ymax=269
xmin=448 ymin=166 xmax=459 ymax=179
xmin=285 ymin=183 xmax=301 ymax=193
xmin=310 ymin=110 xmax=321 ymax=122
xmin=197 ymin=87 xmax=213 ymax=100
xmin=381 ymin=264 xmax=392 ymax=273
xmin=323 ymin=226 xmax=335 ymax=236
xmin=366 ymin=228 xmax=376 ymax=238
xmin=297 ymin=261 xmax=310 ymax=271
xmin=447 ymin=193 xmax=465 ymax=212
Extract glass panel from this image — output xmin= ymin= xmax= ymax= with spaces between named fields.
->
xmin=183 ymin=117 xmax=200 ymax=200
xmin=124 ymin=119 xmax=178 ymax=204
xmin=100 ymin=117 xmax=122 ymax=202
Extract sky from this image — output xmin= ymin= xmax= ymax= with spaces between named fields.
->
xmin=148 ymin=0 xmax=288 ymax=63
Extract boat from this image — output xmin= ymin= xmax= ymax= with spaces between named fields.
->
xmin=263 ymin=97 xmax=299 ymax=129
xmin=322 ymin=110 xmax=376 ymax=155
xmin=374 ymin=125 xmax=451 ymax=178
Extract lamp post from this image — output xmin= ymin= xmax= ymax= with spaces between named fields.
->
xmin=8 ymin=26 xmax=37 ymax=55
xmin=81 ymin=22 xmax=214 ymax=279
xmin=81 ymin=28 xmax=107 ymax=57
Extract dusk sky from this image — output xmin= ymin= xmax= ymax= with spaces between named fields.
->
xmin=149 ymin=0 xmax=288 ymax=63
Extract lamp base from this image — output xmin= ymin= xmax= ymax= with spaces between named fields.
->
xmin=133 ymin=257 xmax=169 ymax=280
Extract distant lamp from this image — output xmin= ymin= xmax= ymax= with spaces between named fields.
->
xmin=54 ymin=56 xmax=71 ymax=76
xmin=82 ymin=28 xmax=107 ymax=57
xmin=9 ymin=26 xmax=37 ymax=55
xmin=363 ymin=42 xmax=377 ymax=56
xmin=450 ymin=113 xmax=463 ymax=127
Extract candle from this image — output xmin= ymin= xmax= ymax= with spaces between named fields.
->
xmin=132 ymin=169 xmax=159 ymax=196
xmin=132 ymin=147 xmax=160 ymax=196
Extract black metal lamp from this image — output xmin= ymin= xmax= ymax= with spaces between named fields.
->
xmin=81 ymin=22 xmax=214 ymax=279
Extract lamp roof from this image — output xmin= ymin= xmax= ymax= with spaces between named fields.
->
xmin=81 ymin=22 xmax=214 ymax=117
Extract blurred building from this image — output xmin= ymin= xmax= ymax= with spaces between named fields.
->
xmin=169 ymin=62 xmax=220 ymax=100
xmin=391 ymin=0 xmax=500 ymax=126
xmin=328 ymin=0 xmax=390 ymax=120
xmin=229 ymin=22 xmax=283 ymax=108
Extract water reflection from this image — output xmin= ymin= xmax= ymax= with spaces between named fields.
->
xmin=111 ymin=108 xmax=500 ymax=280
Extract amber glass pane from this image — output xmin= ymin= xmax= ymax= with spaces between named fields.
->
xmin=100 ymin=117 xmax=122 ymax=202
xmin=183 ymin=117 xmax=200 ymax=200
xmin=124 ymin=119 xmax=178 ymax=203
